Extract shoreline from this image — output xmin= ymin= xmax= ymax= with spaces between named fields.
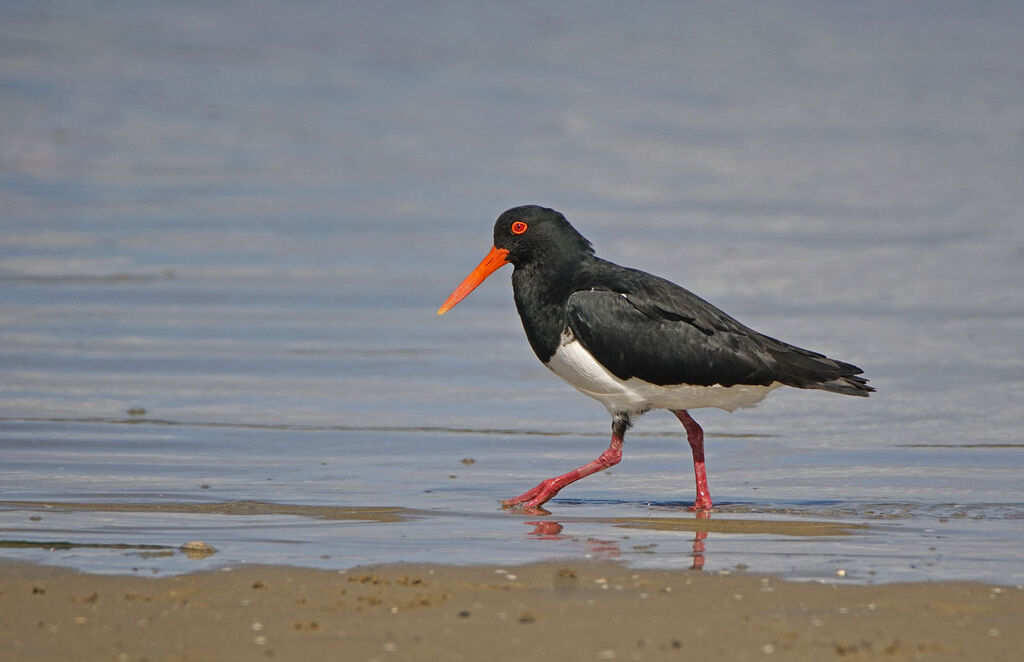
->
xmin=2 ymin=559 xmax=1021 ymax=661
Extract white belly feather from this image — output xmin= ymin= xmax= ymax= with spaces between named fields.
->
xmin=545 ymin=335 xmax=782 ymax=415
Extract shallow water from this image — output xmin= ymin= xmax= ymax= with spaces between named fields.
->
xmin=1 ymin=2 xmax=1022 ymax=584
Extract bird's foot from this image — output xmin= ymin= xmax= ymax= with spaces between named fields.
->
xmin=688 ymin=493 xmax=714 ymax=513
xmin=501 ymin=478 xmax=560 ymax=514
xmin=501 ymin=502 xmax=552 ymax=516
xmin=688 ymin=498 xmax=712 ymax=514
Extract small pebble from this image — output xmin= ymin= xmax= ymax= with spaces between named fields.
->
xmin=181 ymin=540 xmax=215 ymax=552
xmin=180 ymin=540 xmax=217 ymax=559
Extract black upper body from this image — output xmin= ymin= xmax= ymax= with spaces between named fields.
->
xmin=496 ymin=205 xmax=871 ymax=396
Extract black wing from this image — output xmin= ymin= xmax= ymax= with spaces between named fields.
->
xmin=565 ymin=279 xmax=871 ymax=395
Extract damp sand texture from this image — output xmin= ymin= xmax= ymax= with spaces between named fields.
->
xmin=3 ymin=561 xmax=1023 ymax=661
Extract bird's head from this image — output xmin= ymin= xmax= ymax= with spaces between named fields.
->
xmin=437 ymin=205 xmax=592 ymax=315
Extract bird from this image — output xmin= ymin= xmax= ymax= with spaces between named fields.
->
xmin=437 ymin=205 xmax=872 ymax=513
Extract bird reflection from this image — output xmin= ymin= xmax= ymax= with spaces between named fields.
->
xmin=691 ymin=509 xmax=710 ymax=570
xmin=525 ymin=509 xmax=711 ymax=570
xmin=526 ymin=520 xmax=564 ymax=538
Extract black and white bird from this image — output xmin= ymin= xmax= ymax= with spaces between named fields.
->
xmin=438 ymin=205 xmax=872 ymax=513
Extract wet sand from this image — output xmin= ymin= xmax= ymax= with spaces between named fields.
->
xmin=2 ymin=560 xmax=1021 ymax=661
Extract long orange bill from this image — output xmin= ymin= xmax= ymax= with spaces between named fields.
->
xmin=437 ymin=246 xmax=511 ymax=315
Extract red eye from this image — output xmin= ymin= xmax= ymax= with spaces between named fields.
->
xmin=511 ymin=221 xmax=528 ymax=235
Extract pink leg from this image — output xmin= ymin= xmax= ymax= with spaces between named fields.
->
xmin=673 ymin=410 xmax=713 ymax=511
xmin=503 ymin=417 xmax=627 ymax=512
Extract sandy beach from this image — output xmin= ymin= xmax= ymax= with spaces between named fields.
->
xmin=3 ymin=3 xmax=1023 ymax=661
xmin=2 ymin=560 xmax=1021 ymax=661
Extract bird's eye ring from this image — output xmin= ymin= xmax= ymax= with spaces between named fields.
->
xmin=511 ymin=221 xmax=528 ymax=235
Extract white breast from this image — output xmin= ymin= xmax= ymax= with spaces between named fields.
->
xmin=545 ymin=333 xmax=782 ymax=416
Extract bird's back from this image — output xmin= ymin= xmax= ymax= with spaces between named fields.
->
xmin=560 ymin=257 xmax=872 ymax=396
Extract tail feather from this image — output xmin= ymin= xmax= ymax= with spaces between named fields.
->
xmin=769 ymin=343 xmax=874 ymax=397
xmin=814 ymin=371 xmax=874 ymax=397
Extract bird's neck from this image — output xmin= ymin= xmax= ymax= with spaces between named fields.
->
xmin=511 ymin=254 xmax=591 ymax=364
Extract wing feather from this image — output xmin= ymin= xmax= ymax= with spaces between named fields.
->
xmin=565 ymin=277 xmax=871 ymax=395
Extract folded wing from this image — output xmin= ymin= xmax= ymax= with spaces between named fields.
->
xmin=565 ymin=280 xmax=871 ymax=395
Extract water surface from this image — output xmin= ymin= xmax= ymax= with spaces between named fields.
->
xmin=1 ymin=2 xmax=1022 ymax=584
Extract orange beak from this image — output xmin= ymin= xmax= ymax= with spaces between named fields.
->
xmin=437 ymin=246 xmax=511 ymax=315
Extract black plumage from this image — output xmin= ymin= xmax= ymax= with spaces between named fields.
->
xmin=439 ymin=204 xmax=872 ymax=512
xmin=502 ymin=205 xmax=870 ymax=397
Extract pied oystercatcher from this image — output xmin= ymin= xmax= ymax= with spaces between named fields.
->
xmin=438 ymin=205 xmax=872 ymax=512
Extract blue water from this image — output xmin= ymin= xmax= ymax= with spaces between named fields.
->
xmin=1 ymin=1 xmax=1022 ymax=584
